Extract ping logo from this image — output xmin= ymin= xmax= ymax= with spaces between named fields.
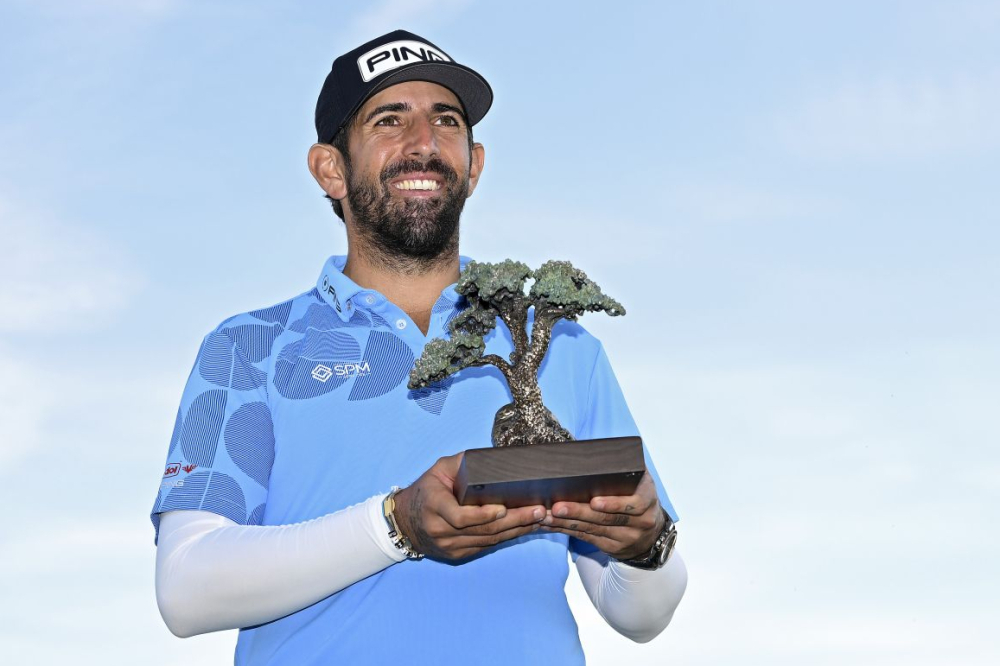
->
xmin=322 ymin=275 xmax=342 ymax=312
xmin=164 ymin=462 xmax=181 ymax=478
xmin=312 ymin=362 xmax=371 ymax=382
xmin=357 ymin=40 xmax=451 ymax=82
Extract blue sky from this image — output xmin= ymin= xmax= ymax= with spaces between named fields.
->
xmin=1 ymin=1 xmax=998 ymax=664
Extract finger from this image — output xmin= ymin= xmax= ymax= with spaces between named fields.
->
xmin=448 ymin=522 xmax=544 ymax=559
xmin=458 ymin=505 xmax=546 ymax=536
xmin=542 ymin=515 xmax=642 ymax=543
xmin=434 ymin=494 xmax=544 ymax=532
xmin=438 ymin=500 xmax=510 ymax=529
xmin=541 ymin=525 xmax=623 ymax=557
xmin=430 ymin=505 xmax=543 ymax=538
xmin=548 ymin=502 xmax=636 ymax=527
xmin=427 ymin=452 xmax=465 ymax=491
xmin=590 ymin=473 xmax=658 ymax=515
xmin=424 ymin=478 xmax=507 ymax=529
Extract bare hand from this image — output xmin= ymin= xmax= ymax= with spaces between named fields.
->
xmin=393 ymin=453 xmax=546 ymax=560
xmin=540 ymin=472 xmax=665 ymax=560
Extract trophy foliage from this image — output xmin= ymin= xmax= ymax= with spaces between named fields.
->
xmin=408 ymin=259 xmax=625 ymax=446
xmin=530 ymin=260 xmax=626 ymax=320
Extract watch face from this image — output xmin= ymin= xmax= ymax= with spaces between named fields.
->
xmin=620 ymin=518 xmax=677 ymax=570
xmin=659 ymin=529 xmax=678 ymax=565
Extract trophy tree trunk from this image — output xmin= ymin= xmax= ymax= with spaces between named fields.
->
xmin=491 ymin=360 xmax=573 ymax=448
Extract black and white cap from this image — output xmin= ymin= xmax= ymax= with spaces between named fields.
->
xmin=315 ymin=29 xmax=493 ymax=145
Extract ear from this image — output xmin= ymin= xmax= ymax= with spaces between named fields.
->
xmin=465 ymin=142 xmax=486 ymax=198
xmin=307 ymin=143 xmax=348 ymax=200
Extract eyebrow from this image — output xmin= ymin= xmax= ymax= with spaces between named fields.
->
xmin=361 ymin=101 xmax=468 ymax=125
xmin=362 ymin=102 xmax=411 ymax=125
xmin=433 ymin=102 xmax=467 ymax=120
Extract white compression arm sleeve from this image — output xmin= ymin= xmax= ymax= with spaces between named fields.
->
xmin=155 ymin=495 xmax=404 ymax=638
xmin=157 ymin=499 xmax=686 ymax=641
xmin=574 ymin=549 xmax=688 ymax=642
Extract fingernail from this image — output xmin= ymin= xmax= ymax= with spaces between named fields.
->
xmin=555 ymin=507 xmax=568 ymax=517
xmin=533 ymin=508 xmax=544 ymax=520
xmin=541 ymin=515 xmax=552 ymax=525
xmin=496 ymin=508 xmax=507 ymax=519
xmin=593 ymin=499 xmax=605 ymax=510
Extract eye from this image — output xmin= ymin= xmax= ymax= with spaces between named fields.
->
xmin=435 ymin=115 xmax=461 ymax=127
xmin=374 ymin=116 xmax=400 ymax=127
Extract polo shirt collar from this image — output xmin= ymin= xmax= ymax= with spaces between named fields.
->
xmin=316 ymin=256 xmax=361 ymax=320
xmin=316 ymin=255 xmax=470 ymax=322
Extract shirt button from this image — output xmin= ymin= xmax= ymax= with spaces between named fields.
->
xmin=365 ymin=295 xmax=375 ymax=305
xmin=396 ymin=319 xmax=407 ymax=330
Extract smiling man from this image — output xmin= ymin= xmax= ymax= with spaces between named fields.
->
xmin=322 ymin=86 xmax=479 ymax=269
xmin=152 ymin=30 xmax=687 ymax=665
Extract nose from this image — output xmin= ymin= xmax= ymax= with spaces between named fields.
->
xmin=401 ymin=118 xmax=439 ymax=160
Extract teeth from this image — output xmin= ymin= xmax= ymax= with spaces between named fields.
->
xmin=394 ymin=179 xmax=440 ymax=191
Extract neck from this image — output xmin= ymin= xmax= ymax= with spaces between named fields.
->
xmin=343 ymin=243 xmax=460 ymax=335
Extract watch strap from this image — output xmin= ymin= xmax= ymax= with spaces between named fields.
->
xmin=618 ymin=510 xmax=677 ymax=570
xmin=382 ymin=486 xmax=424 ymax=560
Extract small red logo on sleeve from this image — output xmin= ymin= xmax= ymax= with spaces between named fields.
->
xmin=182 ymin=464 xmax=197 ymax=473
xmin=164 ymin=462 xmax=181 ymax=478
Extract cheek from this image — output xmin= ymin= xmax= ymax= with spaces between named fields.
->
xmin=353 ymin=157 xmax=390 ymax=184
xmin=352 ymin=139 xmax=396 ymax=174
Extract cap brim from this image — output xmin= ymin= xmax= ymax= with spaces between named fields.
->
xmin=342 ymin=62 xmax=493 ymax=135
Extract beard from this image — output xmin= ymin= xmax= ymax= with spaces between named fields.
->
xmin=346 ymin=156 xmax=468 ymax=271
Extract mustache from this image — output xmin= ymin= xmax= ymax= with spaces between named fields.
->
xmin=380 ymin=157 xmax=459 ymax=185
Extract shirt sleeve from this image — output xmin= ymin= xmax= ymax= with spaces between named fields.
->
xmin=570 ymin=343 xmax=679 ymax=558
xmin=150 ymin=320 xmax=277 ymax=543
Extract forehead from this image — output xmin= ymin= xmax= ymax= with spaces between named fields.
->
xmin=355 ymin=80 xmax=464 ymax=119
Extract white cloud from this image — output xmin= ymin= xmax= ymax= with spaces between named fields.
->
xmin=0 ymin=352 xmax=184 ymax=472
xmin=0 ymin=195 xmax=141 ymax=333
xmin=594 ymin=345 xmax=1000 ymax=658
xmin=0 ymin=344 xmax=52 ymax=466
xmin=463 ymin=178 xmax=821 ymax=273
xmin=2 ymin=521 xmax=142 ymax=575
xmin=654 ymin=180 xmax=827 ymax=225
xmin=570 ymin=571 xmax=997 ymax=666
xmin=0 ymin=517 xmax=237 ymax=666
xmin=777 ymin=72 xmax=1000 ymax=161
xmin=0 ymin=193 xmax=147 ymax=467
xmin=462 ymin=201 xmax=671 ymax=271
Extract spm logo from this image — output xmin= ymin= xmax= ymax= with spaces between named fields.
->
xmin=312 ymin=364 xmax=333 ymax=382
xmin=336 ymin=362 xmax=371 ymax=377
xmin=312 ymin=362 xmax=371 ymax=382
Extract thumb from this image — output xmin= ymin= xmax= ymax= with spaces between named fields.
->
xmin=430 ymin=452 xmax=464 ymax=489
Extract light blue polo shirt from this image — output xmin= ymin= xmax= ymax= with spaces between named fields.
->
xmin=151 ymin=255 xmax=677 ymax=666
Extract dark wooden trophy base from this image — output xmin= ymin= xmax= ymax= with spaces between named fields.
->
xmin=454 ymin=436 xmax=646 ymax=508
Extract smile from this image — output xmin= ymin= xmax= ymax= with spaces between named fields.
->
xmin=393 ymin=179 xmax=441 ymax=191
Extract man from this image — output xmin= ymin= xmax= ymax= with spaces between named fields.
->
xmin=152 ymin=30 xmax=687 ymax=665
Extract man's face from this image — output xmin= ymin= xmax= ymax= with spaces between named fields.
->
xmin=340 ymin=81 xmax=485 ymax=262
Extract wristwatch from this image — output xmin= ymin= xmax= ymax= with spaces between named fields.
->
xmin=382 ymin=487 xmax=424 ymax=560
xmin=618 ymin=510 xmax=677 ymax=570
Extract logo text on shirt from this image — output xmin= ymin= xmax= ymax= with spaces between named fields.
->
xmin=322 ymin=275 xmax=342 ymax=312
xmin=312 ymin=362 xmax=371 ymax=382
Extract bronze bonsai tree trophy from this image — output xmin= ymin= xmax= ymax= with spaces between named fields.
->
xmin=409 ymin=259 xmax=646 ymax=508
